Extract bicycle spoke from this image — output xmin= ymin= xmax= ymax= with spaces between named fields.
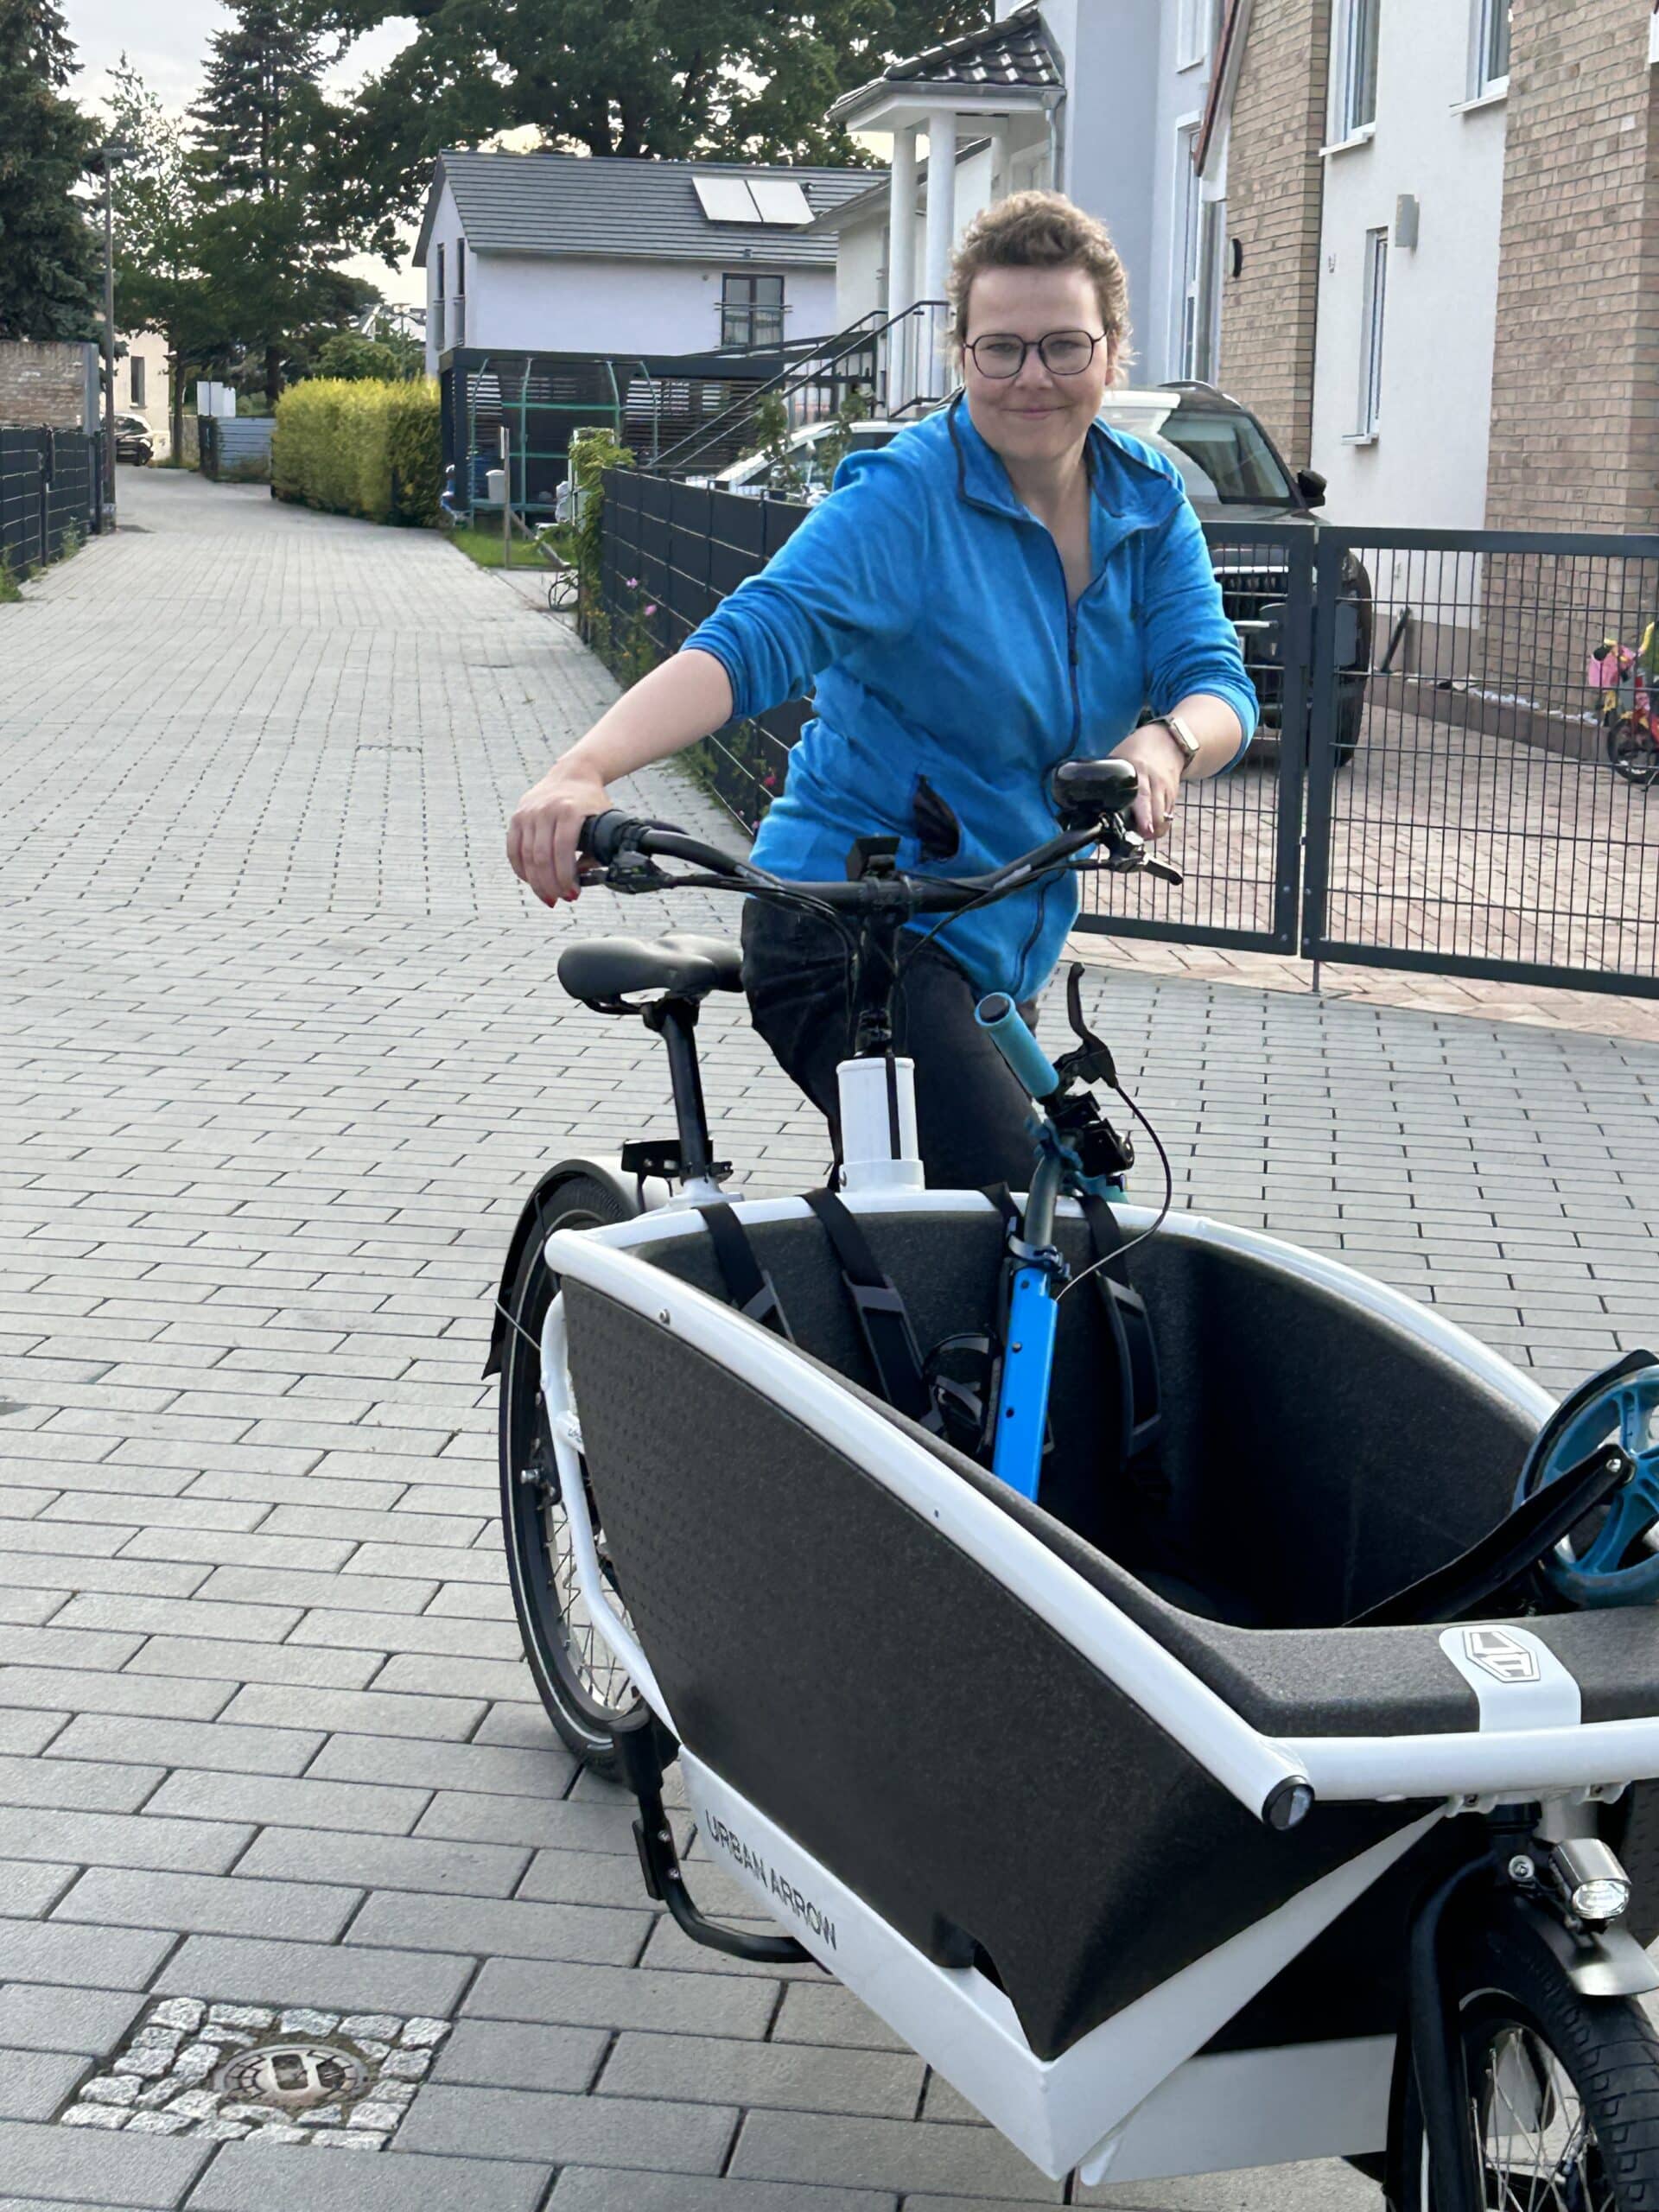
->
xmin=1478 ymin=2028 xmax=1611 ymax=2212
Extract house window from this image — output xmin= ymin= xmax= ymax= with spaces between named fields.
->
xmin=721 ymin=273 xmax=785 ymax=348
xmin=455 ymin=240 xmax=466 ymax=295
xmin=1197 ymin=200 xmax=1224 ymax=381
xmin=1471 ymin=0 xmax=1510 ymax=94
xmin=1357 ymin=226 xmax=1388 ymax=436
xmin=1177 ymin=0 xmax=1224 ymax=70
xmin=1332 ymin=0 xmax=1380 ymax=141
xmin=1177 ymin=124 xmax=1204 ymax=374
xmin=130 ymin=356 xmax=145 ymax=406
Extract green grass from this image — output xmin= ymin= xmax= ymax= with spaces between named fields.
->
xmin=448 ymin=525 xmax=521 ymax=569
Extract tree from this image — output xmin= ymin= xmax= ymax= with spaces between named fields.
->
xmin=0 ymin=0 xmax=99 ymax=341
xmin=188 ymin=0 xmax=355 ymax=407
xmin=311 ymin=0 xmax=990 ymax=257
xmin=105 ymin=60 xmax=219 ymax=458
xmin=310 ymin=326 xmax=418 ymax=380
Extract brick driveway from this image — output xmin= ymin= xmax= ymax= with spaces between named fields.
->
xmin=0 ymin=467 xmax=1656 ymax=2209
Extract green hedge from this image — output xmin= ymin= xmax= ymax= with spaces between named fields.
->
xmin=271 ymin=378 xmax=441 ymax=526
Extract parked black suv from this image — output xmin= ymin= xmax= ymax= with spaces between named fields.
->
xmin=1122 ymin=383 xmax=1373 ymax=766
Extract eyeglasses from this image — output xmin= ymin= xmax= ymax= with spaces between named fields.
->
xmin=964 ymin=329 xmax=1108 ymax=379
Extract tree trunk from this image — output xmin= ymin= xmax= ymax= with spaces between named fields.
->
xmin=264 ymin=342 xmax=281 ymax=411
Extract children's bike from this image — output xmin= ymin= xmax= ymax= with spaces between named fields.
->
xmin=1589 ymin=632 xmax=1659 ymax=786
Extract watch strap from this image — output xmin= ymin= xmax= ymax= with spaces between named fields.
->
xmin=1154 ymin=711 xmax=1201 ymax=773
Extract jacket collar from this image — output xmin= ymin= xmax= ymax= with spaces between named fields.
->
xmin=945 ymin=391 xmax=1181 ymax=534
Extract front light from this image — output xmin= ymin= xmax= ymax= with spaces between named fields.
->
xmin=1549 ymin=1838 xmax=1632 ymax=1923
xmin=1571 ymin=1876 xmax=1631 ymax=1923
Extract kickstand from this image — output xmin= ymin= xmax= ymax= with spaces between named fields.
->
xmin=611 ymin=1707 xmax=810 ymax=1966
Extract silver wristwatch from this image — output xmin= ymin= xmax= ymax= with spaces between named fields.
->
xmin=1150 ymin=710 xmax=1201 ymax=774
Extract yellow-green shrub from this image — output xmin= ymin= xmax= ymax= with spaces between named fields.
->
xmin=271 ymin=378 xmax=441 ymax=526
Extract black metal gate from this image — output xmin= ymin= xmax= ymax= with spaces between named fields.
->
xmin=1298 ymin=527 xmax=1659 ymax=1000
xmin=597 ymin=474 xmax=1659 ymax=1001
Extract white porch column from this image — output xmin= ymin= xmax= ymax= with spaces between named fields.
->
xmin=922 ymin=109 xmax=958 ymax=396
xmin=987 ymin=120 xmax=1009 ymax=205
xmin=887 ymin=124 xmax=918 ymax=321
xmin=886 ymin=124 xmax=918 ymax=407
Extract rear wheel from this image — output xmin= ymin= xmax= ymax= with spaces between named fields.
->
xmin=1389 ymin=1913 xmax=1659 ymax=2209
xmin=1606 ymin=712 xmax=1659 ymax=788
xmin=499 ymin=1173 xmax=643 ymax=1775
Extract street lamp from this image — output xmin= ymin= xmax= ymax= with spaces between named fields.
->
xmin=93 ymin=140 xmax=135 ymax=525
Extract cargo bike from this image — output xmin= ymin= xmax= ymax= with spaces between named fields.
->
xmin=489 ymin=761 xmax=1659 ymax=2208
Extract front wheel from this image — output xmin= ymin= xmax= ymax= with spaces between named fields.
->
xmin=499 ymin=1172 xmax=643 ymax=1776
xmin=1389 ymin=1911 xmax=1659 ymax=2209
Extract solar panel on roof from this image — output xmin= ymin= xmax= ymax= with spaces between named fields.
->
xmin=747 ymin=178 xmax=812 ymax=226
xmin=694 ymin=175 xmax=760 ymax=223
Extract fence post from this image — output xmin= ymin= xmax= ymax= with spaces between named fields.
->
xmin=1268 ymin=533 xmax=1315 ymax=955
xmin=1299 ymin=531 xmax=1348 ymax=966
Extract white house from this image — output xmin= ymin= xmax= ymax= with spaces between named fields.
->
xmin=116 ymin=332 xmax=171 ymax=456
xmin=1307 ymin=0 xmax=1509 ymax=531
xmin=413 ymin=152 xmax=873 ymax=376
xmin=810 ymin=1 xmax=1232 ymax=406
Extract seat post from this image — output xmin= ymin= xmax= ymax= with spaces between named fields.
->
xmin=644 ymin=996 xmax=717 ymax=1185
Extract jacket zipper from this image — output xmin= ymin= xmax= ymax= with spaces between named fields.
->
xmin=1012 ymin=535 xmax=1086 ymax=1000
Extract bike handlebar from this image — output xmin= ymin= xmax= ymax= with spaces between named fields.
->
xmin=577 ymin=771 xmax=1165 ymax=918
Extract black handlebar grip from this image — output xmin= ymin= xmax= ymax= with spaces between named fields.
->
xmin=579 ymin=810 xmax=632 ymax=865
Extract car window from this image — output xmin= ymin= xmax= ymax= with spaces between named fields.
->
xmin=1152 ymin=410 xmax=1294 ymax=505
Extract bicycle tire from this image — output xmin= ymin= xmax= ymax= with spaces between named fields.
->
xmin=1389 ymin=1904 xmax=1659 ymax=2209
xmin=498 ymin=1173 xmax=643 ymax=1775
xmin=1606 ymin=713 xmax=1659 ymax=788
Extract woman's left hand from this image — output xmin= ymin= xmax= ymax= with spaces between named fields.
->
xmin=1114 ymin=722 xmax=1188 ymax=841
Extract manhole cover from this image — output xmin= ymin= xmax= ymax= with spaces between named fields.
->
xmin=56 ymin=2000 xmax=453 ymax=2147
xmin=218 ymin=2044 xmax=369 ymax=2111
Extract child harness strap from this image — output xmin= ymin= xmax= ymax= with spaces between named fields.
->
xmin=1077 ymin=1192 xmax=1165 ymax=1488
xmin=801 ymin=1189 xmax=939 ymax=1430
xmin=695 ymin=1195 xmax=938 ymax=1429
xmin=694 ymin=1203 xmax=792 ymax=1339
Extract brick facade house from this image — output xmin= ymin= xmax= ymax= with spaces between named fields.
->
xmin=1200 ymin=0 xmax=1659 ymax=537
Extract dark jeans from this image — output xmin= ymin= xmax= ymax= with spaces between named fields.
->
xmin=741 ymin=900 xmax=1042 ymax=1191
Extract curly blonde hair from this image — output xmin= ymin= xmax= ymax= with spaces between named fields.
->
xmin=948 ymin=189 xmax=1134 ymax=381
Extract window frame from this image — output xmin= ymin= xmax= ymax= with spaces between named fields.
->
xmin=1176 ymin=122 xmax=1204 ymax=377
xmin=1356 ymin=226 xmax=1388 ymax=440
xmin=1176 ymin=0 xmax=1206 ymax=71
xmin=1470 ymin=0 xmax=1510 ymax=98
xmin=1331 ymin=0 xmax=1380 ymax=144
xmin=721 ymin=270 xmax=786 ymax=349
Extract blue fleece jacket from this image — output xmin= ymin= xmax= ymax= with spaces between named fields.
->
xmin=683 ymin=397 xmax=1257 ymax=1003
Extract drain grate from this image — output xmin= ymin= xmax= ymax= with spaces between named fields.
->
xmin=58 ymin=2000 xmax=452 ymax=2146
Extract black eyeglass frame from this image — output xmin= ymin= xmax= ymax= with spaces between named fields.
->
xmin=963 ymin=328 xmax=1111 ymax=379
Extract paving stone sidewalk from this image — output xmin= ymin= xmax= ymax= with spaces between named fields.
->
xmin=0 ymin=467 xmax=1654 ymax=2209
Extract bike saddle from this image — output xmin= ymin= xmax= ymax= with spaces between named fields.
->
xmin=556 ymin=932 xmax=744 ymax=1007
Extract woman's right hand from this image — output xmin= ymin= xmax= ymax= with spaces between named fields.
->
xmin=506 ymin=758 xmax=612 ymax=905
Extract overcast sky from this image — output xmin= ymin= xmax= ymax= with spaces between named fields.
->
xmin=64 ymin=0 xmax=425 ymax=302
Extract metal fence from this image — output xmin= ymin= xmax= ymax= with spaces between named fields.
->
xmin=599 ymin=470 xmax=1659 ymax=1000
xmin=200 ymin=416 xmax=274 ymax=482
xmin=0 ymin=428 xmax=101 ymax=574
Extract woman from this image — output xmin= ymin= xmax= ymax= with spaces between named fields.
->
xmin=508 ymin=192 xmax=1256 ymax=1187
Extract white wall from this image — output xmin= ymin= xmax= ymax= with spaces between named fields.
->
xmin=836 ymin=213 xmax=888 ymax=329
xmin=461 ymin=257 xmax=838 ymax=359
xmin=118 ymin=332 xmax=171 ymax=454
xmin=1310 ymin=0 xmax=1505 ymax=531
xmin=1146 ymin=3 xmax=1220 ymax=386
xmin=1051 ymin=0 xmax=1163 ymax=359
